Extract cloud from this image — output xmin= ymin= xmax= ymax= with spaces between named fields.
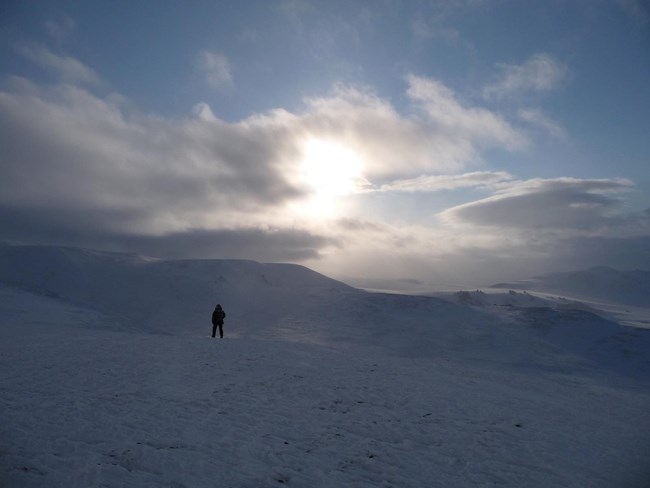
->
xmin=378 ymin=171 xmax=514 ymax=192
xmin=264 ymin=79 xmax=525 ymax=180
xmin=124 ymin=227 xmax=335 ymax=261
xmin=0 ymin=80 xmax=303 ymax=239
xmin=517 ymin=108 xmax=567 ymax=141
xmin=0 ymin=203 xmax=332 ymax=262
xmin=16 ymin=44 xmax=100 ymax=85
xmin=439 ymin=177 xmax=635 ymax=231
xmin=0 ymin=80 xmax=329 ymax=261
xmin=0 ymin=53 xmax=551 ymax=268
xmin=192 ymin=102 xmax=218 ymax=122
xmin=483 ymin=53 xmax=567 ymax=101
xmin=305 ymin=208 xmax=649 ymax=287
xmin=196 ymin=50 xmax=233 ymax=89
xmin=407 ymin=74 xmax=527 ymax=151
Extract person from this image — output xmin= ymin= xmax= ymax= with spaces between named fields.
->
xmin=211 ymin=304 xmax=226 ymax=338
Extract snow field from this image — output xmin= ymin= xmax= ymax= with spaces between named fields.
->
xmin=1 ymin=246 xmax=650 ymax=487
xmin=1 ymin=290 xmax=649 ymax=487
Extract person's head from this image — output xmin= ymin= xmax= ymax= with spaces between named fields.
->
xmin=216 ymin=304 xmax=222 ymax=309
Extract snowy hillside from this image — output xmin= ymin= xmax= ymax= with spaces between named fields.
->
xmin=2 ymin=244 xmax=648 ymax=373
xmin=1 ymin=244 xmax=650 ymax=487
xmin=0 ymin=244 xmax=354 ymax=337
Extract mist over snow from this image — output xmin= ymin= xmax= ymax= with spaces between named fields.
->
xmin=493 ymin=266 xmax=650 ymax=308
xmin=1 ymin=244 xmax=649 ymax=487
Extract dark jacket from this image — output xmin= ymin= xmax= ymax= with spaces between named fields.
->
xmin=212 ymin=306 xmax=226 ymax=325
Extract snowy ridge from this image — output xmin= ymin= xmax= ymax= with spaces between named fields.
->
xmin=0 ymin=244 xmax=354 ymax=336
xmin=1 ymin=244 xmax=650 ymax=487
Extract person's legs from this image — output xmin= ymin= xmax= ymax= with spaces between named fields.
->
xmin=219 ymin=323 xmax=224 ymax=338
xmin=212 ymin=323 xmax=217 ymax=338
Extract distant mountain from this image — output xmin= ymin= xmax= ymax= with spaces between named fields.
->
xmin=492 ymin=266 xmax=650 ymax=307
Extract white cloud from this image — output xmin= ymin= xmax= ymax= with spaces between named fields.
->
xmin=379 ymin=171 xmax=514 ymax=192
xmin=517 ymin=108 xmax=567 ymax=141
xmin=16 ymin=44 xmax=100 ymax=86
xmin=196 ymin=50 xmax=233 ymax=89
xmin=271 ymin=78 xmax=526 ymax=181
xmin=407 ymin=74 xmax=527 ymax=151
xmin=483 ymin=53 xmax=567 ymax=100
xmin=192 ymin=102 xmax=218 ymax=122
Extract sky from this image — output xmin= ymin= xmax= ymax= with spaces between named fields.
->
xmin=1 ymin=0 xmax=649 ymax=287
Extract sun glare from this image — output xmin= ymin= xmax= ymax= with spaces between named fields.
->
xmin=302 ymin=139 xmax=364 ymax=196
xmin=298 ymin=139 xmax=366 ymax=217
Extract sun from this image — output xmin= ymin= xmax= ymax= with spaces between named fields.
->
xmin=298 ymin=139 xmax=366 ymax=217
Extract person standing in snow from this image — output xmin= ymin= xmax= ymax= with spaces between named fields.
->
xmin=211 ymin=304 xmax=226 ymax=338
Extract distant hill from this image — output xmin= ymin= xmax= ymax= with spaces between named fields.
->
xmin=492 ymin=266 xmax=650 ymax=307
xmin=0 ymin=244 xmax=509 ymax=361
xmin=1 ymin=244 xmax=649 ymax=378
xmin=0 ymin=244 xmax=355 ymax=336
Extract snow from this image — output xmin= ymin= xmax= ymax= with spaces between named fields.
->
xmin=1 ymin=244 xmax=650 ymax=487
xmin=491 ymin=267 xmax=650 ymax=329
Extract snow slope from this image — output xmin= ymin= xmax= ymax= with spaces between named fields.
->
xmin=1 ymin=245 xmax=650 ymax=487
xmin=0 ymin=244 xmax=353 ymax=337
xmin=491 ymin=267 xmax=650 ymax=329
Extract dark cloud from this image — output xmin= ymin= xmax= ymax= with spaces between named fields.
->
xmin=0 ymin=204 xmax=333 ymax=262
xmin=117 ymin=228 xmax=335 ymax=262
xmin=441 ymin=178 xmax=634 ymax=230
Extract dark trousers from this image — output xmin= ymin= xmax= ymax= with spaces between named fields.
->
xmin=212 ymin=323 xmax=223 ymax=338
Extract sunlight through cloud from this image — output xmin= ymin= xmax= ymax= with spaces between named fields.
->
xmin=297 ymin=138 xmax=369 ymax=217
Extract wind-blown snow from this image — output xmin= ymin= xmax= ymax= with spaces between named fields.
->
xmin=1 ymin=245 xmax=649 ymax=487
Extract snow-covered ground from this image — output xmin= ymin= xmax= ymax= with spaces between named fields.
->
xmin=491 ymin=267 xmax=650 ymax=329
xmin=1 ymin=245 xmax=649 ymax=487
